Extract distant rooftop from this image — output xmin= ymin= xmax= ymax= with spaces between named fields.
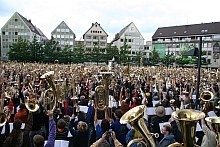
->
xmin=152 ymin=21 xmax=220 ymax=39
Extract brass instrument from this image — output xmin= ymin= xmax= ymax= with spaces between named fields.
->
xmin=120 ymin=105 xmax=159 ymax=147
xmin=205 ymin=116 xmax=220 ymax=145
xmin=168 ymin=109 xmax=205 ymax=147
xmin=40 ymin=71 xmax=57 ymax=112
xmin=94 ymin=72 xmax=113 ymax=110
xmin=200 ymin=91 xmax=214 ymax=112
xmin=25 ymin=79 xmax=40 ymax=112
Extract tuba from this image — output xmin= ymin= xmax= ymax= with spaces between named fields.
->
xmin=94 ymin=72 xmax=113 ymax=110
xmin=120 ymin=105 xmax=159 ymax=147
xmin=205 ymin=116 xmax=220 ymax=145
xmin=40 ymin=71 xmax=57 ymax=112
xmin=168 ymin=109 xmax=205 ymax=147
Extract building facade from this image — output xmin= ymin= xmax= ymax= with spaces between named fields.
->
xmin=51 ymin=21 xmax=75 ymax=49
xmin=111 ymin=22 xmax=145 ymax=59
xmin=152 ymin=22 xmax=220 ymax=67
xmin=83 ymin=22 xmax=108 ymax=52
xmin=143 ymin=41 xmax=152 ymax=58
xmin=1 ymin=12 xmax=47 ymax=60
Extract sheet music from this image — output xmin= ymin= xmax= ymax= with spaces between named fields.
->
xmin=79 ymin=106 xmax=88 ymax=113
xmin=196 ymin=122 xmax=202 ymax=132
xmin=44 ymin=140 xmax=69 ymax=147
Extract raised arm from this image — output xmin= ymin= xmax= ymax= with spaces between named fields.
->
xmin=45 ymin=111 xmax=56 ymax=147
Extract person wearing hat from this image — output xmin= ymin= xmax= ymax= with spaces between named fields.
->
xmin=150 ymin=106 xmax=169 ymax=142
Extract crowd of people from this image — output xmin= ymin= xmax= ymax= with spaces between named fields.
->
xmin=0 ymin=61 xmax=220 ymax=147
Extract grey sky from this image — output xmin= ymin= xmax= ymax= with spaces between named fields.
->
xmin=0 ymin=0 xmax=220 ymax=42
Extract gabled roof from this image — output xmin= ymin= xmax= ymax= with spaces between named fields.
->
xmin=51 ymin=21 xmax=75 ymax=38
xmin=152 ymin=21 xmax=220 ymax=39
xmin=111 ymin=22 xmax=144 ymax=43
xmin=112 ymin=22 xmax=132 ymax=42
xmin=83 ymin=22 xmax=108 ymax=39
xmin=16 ymin=12 xmax=41 ymax=36
xmin=36 ymin=27 xmax=48 ymax=40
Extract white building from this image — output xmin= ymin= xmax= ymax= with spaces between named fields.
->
xmin=1 ymin=12 xmax=47 ymax=60
xmin=143 ymin=41 xmax=152 ymax=58
xmin=83 ymin=22 xmax=108 ymax=52
xmin=111 ymin=22 xmax=145 ymax=59
xmin=51 ymin=21 xmax=75 ymax=49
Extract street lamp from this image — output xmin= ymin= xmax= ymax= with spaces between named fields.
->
xmin=195 ymin=30 xmax=205 ymax=110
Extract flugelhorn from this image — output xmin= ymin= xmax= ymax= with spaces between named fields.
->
xmin=168 ymin=109 xmax=205 ymax=147
xmin=120 ymin=105 xmax=158 ymax=147
xmin=40 ymin=71 xmax=57 ymax=112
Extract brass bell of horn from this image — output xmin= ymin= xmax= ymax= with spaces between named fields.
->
xmin=168 ymin=109 xmax=205 ymax=147
xmin=120 ymin=105 xmax=158 ymax=147
xmin=205 ymin=116 xmax=220 ymax=145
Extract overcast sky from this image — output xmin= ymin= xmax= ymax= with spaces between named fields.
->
xmin=1 ymin=0 xmax=220 ymax=42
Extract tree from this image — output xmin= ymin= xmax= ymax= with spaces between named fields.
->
xmin=29 ymin=36 xmax=43 ymax=62
xmin=8 ymin=37 xmax=30 ymax=61
xmin=119 ymin=39 xmax=130 ymax=65
xmin=42 ymin=37 xmax=59 ymax=62
xmin=149 ymin=48 xmax=160 ymax=65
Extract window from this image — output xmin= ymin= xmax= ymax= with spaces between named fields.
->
xmin=70 ymin=35 xmax=73 ymax=38
xmin=120 ymin=39 xmax=123 ymax=42
xmin=15 ymin=18 xmax=18 ymax=22
xmin=208 ymin=51 xmax=212 ymax=55
xmin=100 ymin=31 xmax=102 ymax=33
xmin=61 ymin=35 xmax=64 ymax=38
xmin=65 ymin=35 xmax=69 ymax=38
xmin=56 ymin=35 xmax=61 ymax=38
xmin=132 ymin=51 xmax=135 ymax=54
xmin=100 ymin=36 xmax=105 ymax=40
xmin=100 ymin=42 xmax=105 ymax=46
xmin=15 ymin=32 xmax=18 ymax=35
xmin=57 ymin=29 xmax=61 ymax=32
xmin=146 ymin=46 xmax=149 ymax=50
xmin=2 ymin=31 xmax=5 ymax=35
xmin=86 ymin=42 xmax=91 ymax=46
xmin=93 ymin=36 xmax=97 ymax=39
xmin=70 ymin=41 xmax=73 ymax=45
xmin=95 ymin=25 xmax=97 ymax=27
xmin=65 ymin=29 xmax=69 ymax=32
xmin=208 ymin=43 xmax=212 ymax=48
xmin=86 ymin=36 xmax=91 ymax=39
xmin=203 ymin=43 xmax=207 ymax=48
xmin=60 ymin=41 xmax=65 ymax=45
